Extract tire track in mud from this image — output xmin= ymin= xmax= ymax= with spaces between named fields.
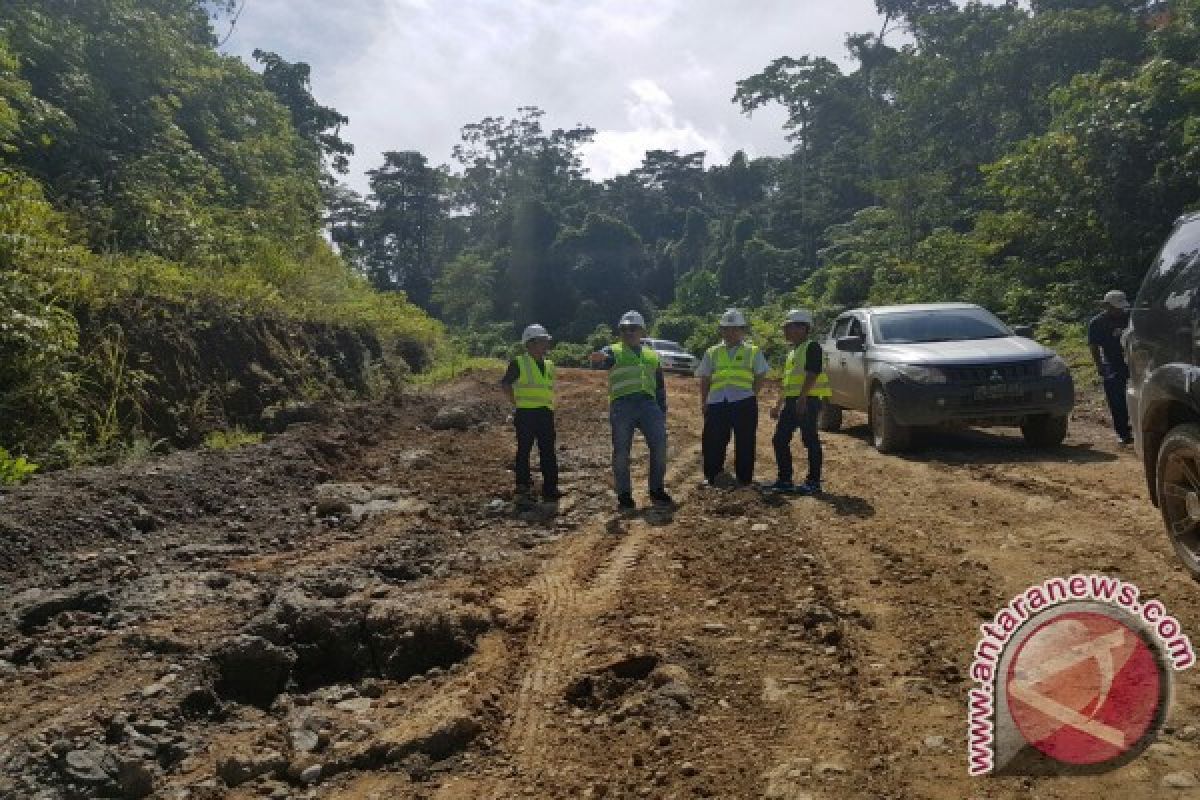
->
xmin=503 ymin=453 xmax=701 ymax=784
xmin=506 ymin=526 xmax=650 ymax=773
xmin=428 ymin=427 xmax=697 ymax=799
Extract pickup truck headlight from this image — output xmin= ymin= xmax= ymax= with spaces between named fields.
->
xmin=893 ymin=364 xmax=947 ymax=384
xmin=1040 ymin=356 xmax=1070 ymax=377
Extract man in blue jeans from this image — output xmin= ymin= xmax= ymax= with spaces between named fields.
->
xmin=1088 ymin=290 xmax=1133 ymax=445
xmin=589 ymin=310 xmax=674 ymax=511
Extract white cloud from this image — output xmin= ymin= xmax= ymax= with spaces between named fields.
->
xmin=581 ymin=78 xmax=726 ymax=179
xmin=222 ymin=0 xmax=893 ymax=193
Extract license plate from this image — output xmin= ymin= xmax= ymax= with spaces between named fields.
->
xmin=973 ymin=384 xmax=1023 ymax=400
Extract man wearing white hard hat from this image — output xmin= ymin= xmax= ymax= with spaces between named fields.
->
xmin=767 ymin=309 xmax=830 ymax=494
xmin=589 ymin=310 xmax=674 ymax=511
xmin=500 ymin=324 xmax=560 ymax=501
xmin=696 ymin=308 xmax=769 ymax=487
xmin=1088 ymin=290 xmax=1133 ymax=445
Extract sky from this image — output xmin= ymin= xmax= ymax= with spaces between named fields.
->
xmin=219 ymin=0 xmax=893 ymax=194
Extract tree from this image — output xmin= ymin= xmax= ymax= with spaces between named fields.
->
xmin=451 ymin=106 xmax=595 ymax=221
xmin=363 ymin=151 xmax=445 ymax=307
xmin=1 ymin=0 xmax=324 ymax=262
xmin=555 ymin=213 xmax=646 ymax=335
xmin=253 ymin=49 xmax=354 ymax=178
xmin=433 ymin=252 xmax=495 ymax=327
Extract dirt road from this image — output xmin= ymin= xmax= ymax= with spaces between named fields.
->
xmin=2 ymin=368 xmax=1199 ymax=799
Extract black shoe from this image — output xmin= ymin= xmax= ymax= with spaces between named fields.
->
xmin=649 ymin=489 xmax=675 ymax=507
xmin=542 ymin=487 xmax=564 ymax=501
xmin=1118 ymin=435 xmax=1134 ymax=446
xmin=617 ymin=493 xmax=636 ymax=511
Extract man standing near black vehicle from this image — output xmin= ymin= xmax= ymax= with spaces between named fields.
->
xmin=1088 ymin=290 xmax=1134 ymax=445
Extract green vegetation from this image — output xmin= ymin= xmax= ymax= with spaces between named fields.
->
xmin=323 ymin=0 xmax=1200 ymax=357
xmin=0 ymin=446 xmax=37 ymax=485
xmin=410 ymin=356 xmax=506 ymax=386
xmin=0 ymin=2 xmax=443 ymax=465
xmin=203 ymin=427 xmax=265 ymax=451
xmin=5 ymin=0 xmax=1198 ymax=467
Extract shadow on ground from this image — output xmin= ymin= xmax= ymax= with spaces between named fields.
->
xmin=839 ymin=424 xmax=1118 ymax=466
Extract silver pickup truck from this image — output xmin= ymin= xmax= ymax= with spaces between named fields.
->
xmin=818 ymin=303 xmax=1075 ymax=452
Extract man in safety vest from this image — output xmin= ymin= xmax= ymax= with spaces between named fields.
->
xmin=768 ymin=309 xmax=829 ymax=495
xmin=500 ymin=324 xmax=561 ymax=502
xmin=696 ymin=309 xmax=769 ymax=487
xmin=588 ymin=310 xmax=674 ymax=511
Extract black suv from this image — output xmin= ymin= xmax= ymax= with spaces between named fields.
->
xmin=1127 ymin=210 xmax=1200 ymax=577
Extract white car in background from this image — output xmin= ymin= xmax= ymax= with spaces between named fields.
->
xmin=643 ymin=338 xmax=698 ymax=374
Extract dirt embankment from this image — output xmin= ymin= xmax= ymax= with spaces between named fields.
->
xmin=2 ymin=369 xmax=1199 ymax=799
xmin=69 ymin=300 xmax=418 ymax=451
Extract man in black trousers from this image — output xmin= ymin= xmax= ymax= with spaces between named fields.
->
xmin=1088 ymin=290 xmax=1133 ymax=445
xmin=696 ymin=309 xmax=769 ymax=487
xmin=500 ymin=324 xmax=561 ymax=502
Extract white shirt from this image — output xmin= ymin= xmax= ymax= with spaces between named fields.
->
xmin=695 ymin=343 xmax=770 ymax=404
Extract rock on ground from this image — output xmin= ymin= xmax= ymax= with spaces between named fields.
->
xmin=216 ymin=749 xmax=287 ymax=788
xmin=211 ymin=635 xmax=296 ymax=708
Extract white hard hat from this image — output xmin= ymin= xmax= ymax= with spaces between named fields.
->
xmin=719 ymin=308 xmax=748 ymax=328
xmin=618 ymin=310 xmax=646 ymax=328
xmin=521 ymin=323 xmax=552 ymax=344
xmin=782 ymin=309 xmax=814 ymax=327
xmin=1102 ymin=290 xmax=1130 ymax=310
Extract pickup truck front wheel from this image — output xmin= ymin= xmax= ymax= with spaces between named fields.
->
xmin=817 ymin=402 xmax=843 ymax=433
xmin=869 ymin=386 xmax=912 ymax=453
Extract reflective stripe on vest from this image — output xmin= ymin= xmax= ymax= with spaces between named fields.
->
xmin=783 ymin=342 xmax=831 ymax=398
xmin=707 ymin=344 xmax=759 ymax=394
xmin=608 ymin=343 xmax=659 ymax=401
xmin=514 ymin=354 xmax=555 ymax=409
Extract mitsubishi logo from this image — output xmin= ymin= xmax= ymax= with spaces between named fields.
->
xmin=990 ymin=370 xmax=1003 ymax=383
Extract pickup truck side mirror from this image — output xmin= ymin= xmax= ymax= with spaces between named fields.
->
xmin=835 ymin=335 xmax=865 ymax=353
xmin=1012 ymin=324 xmax=1034 ymax=338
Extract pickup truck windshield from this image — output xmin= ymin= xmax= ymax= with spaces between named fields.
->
xmin=872 ymin=309 xmax=1010 ymax=344
xmin=653 ymin=341 xmax=684 ymax=353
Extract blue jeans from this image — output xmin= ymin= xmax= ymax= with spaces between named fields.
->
xmin=610 ymin=396 xmax=668 ymax=495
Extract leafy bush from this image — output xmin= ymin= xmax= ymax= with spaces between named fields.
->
xmin=549 ymin=341 xmax=591 ymax=367
xmin=203 ymin=427 xmax=265 ymax=450
xmin=0 ymin=446 xmax=37 ymax=485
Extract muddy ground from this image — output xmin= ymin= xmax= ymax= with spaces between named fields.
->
xmin=2 ymin=369 xmax=1199 ymax=799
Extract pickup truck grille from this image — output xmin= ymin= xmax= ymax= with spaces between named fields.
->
xmin=942 ymin=361 xmax=1041 ymax=384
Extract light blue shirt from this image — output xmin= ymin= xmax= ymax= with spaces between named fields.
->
xmin=695 ymin=343 xmax=770 ymax=404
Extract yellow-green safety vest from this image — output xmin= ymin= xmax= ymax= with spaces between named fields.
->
xmin=783 ymin=342 xmax=832 ymax=399
xmin=513 ymin=354 xmax=555 ymax=409
xmin=707 ymin=343 xmax=761 ymax=395
xmin=608 ymin=343 xmax=659 ymax=401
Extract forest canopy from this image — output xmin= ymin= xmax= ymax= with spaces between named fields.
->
xmin=322 ymin=0 xmax=1200 ymax=359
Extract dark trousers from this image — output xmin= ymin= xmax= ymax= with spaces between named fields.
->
xmin=702 ymin=397 xmax=758 ymax=484
xmin=1102 ymin=368 xmax=1131 ymax=439
xmin=514 ymin=408 xmax=558 ymax=491
xmin=772 ymin=396 xmax=822 ymax=485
